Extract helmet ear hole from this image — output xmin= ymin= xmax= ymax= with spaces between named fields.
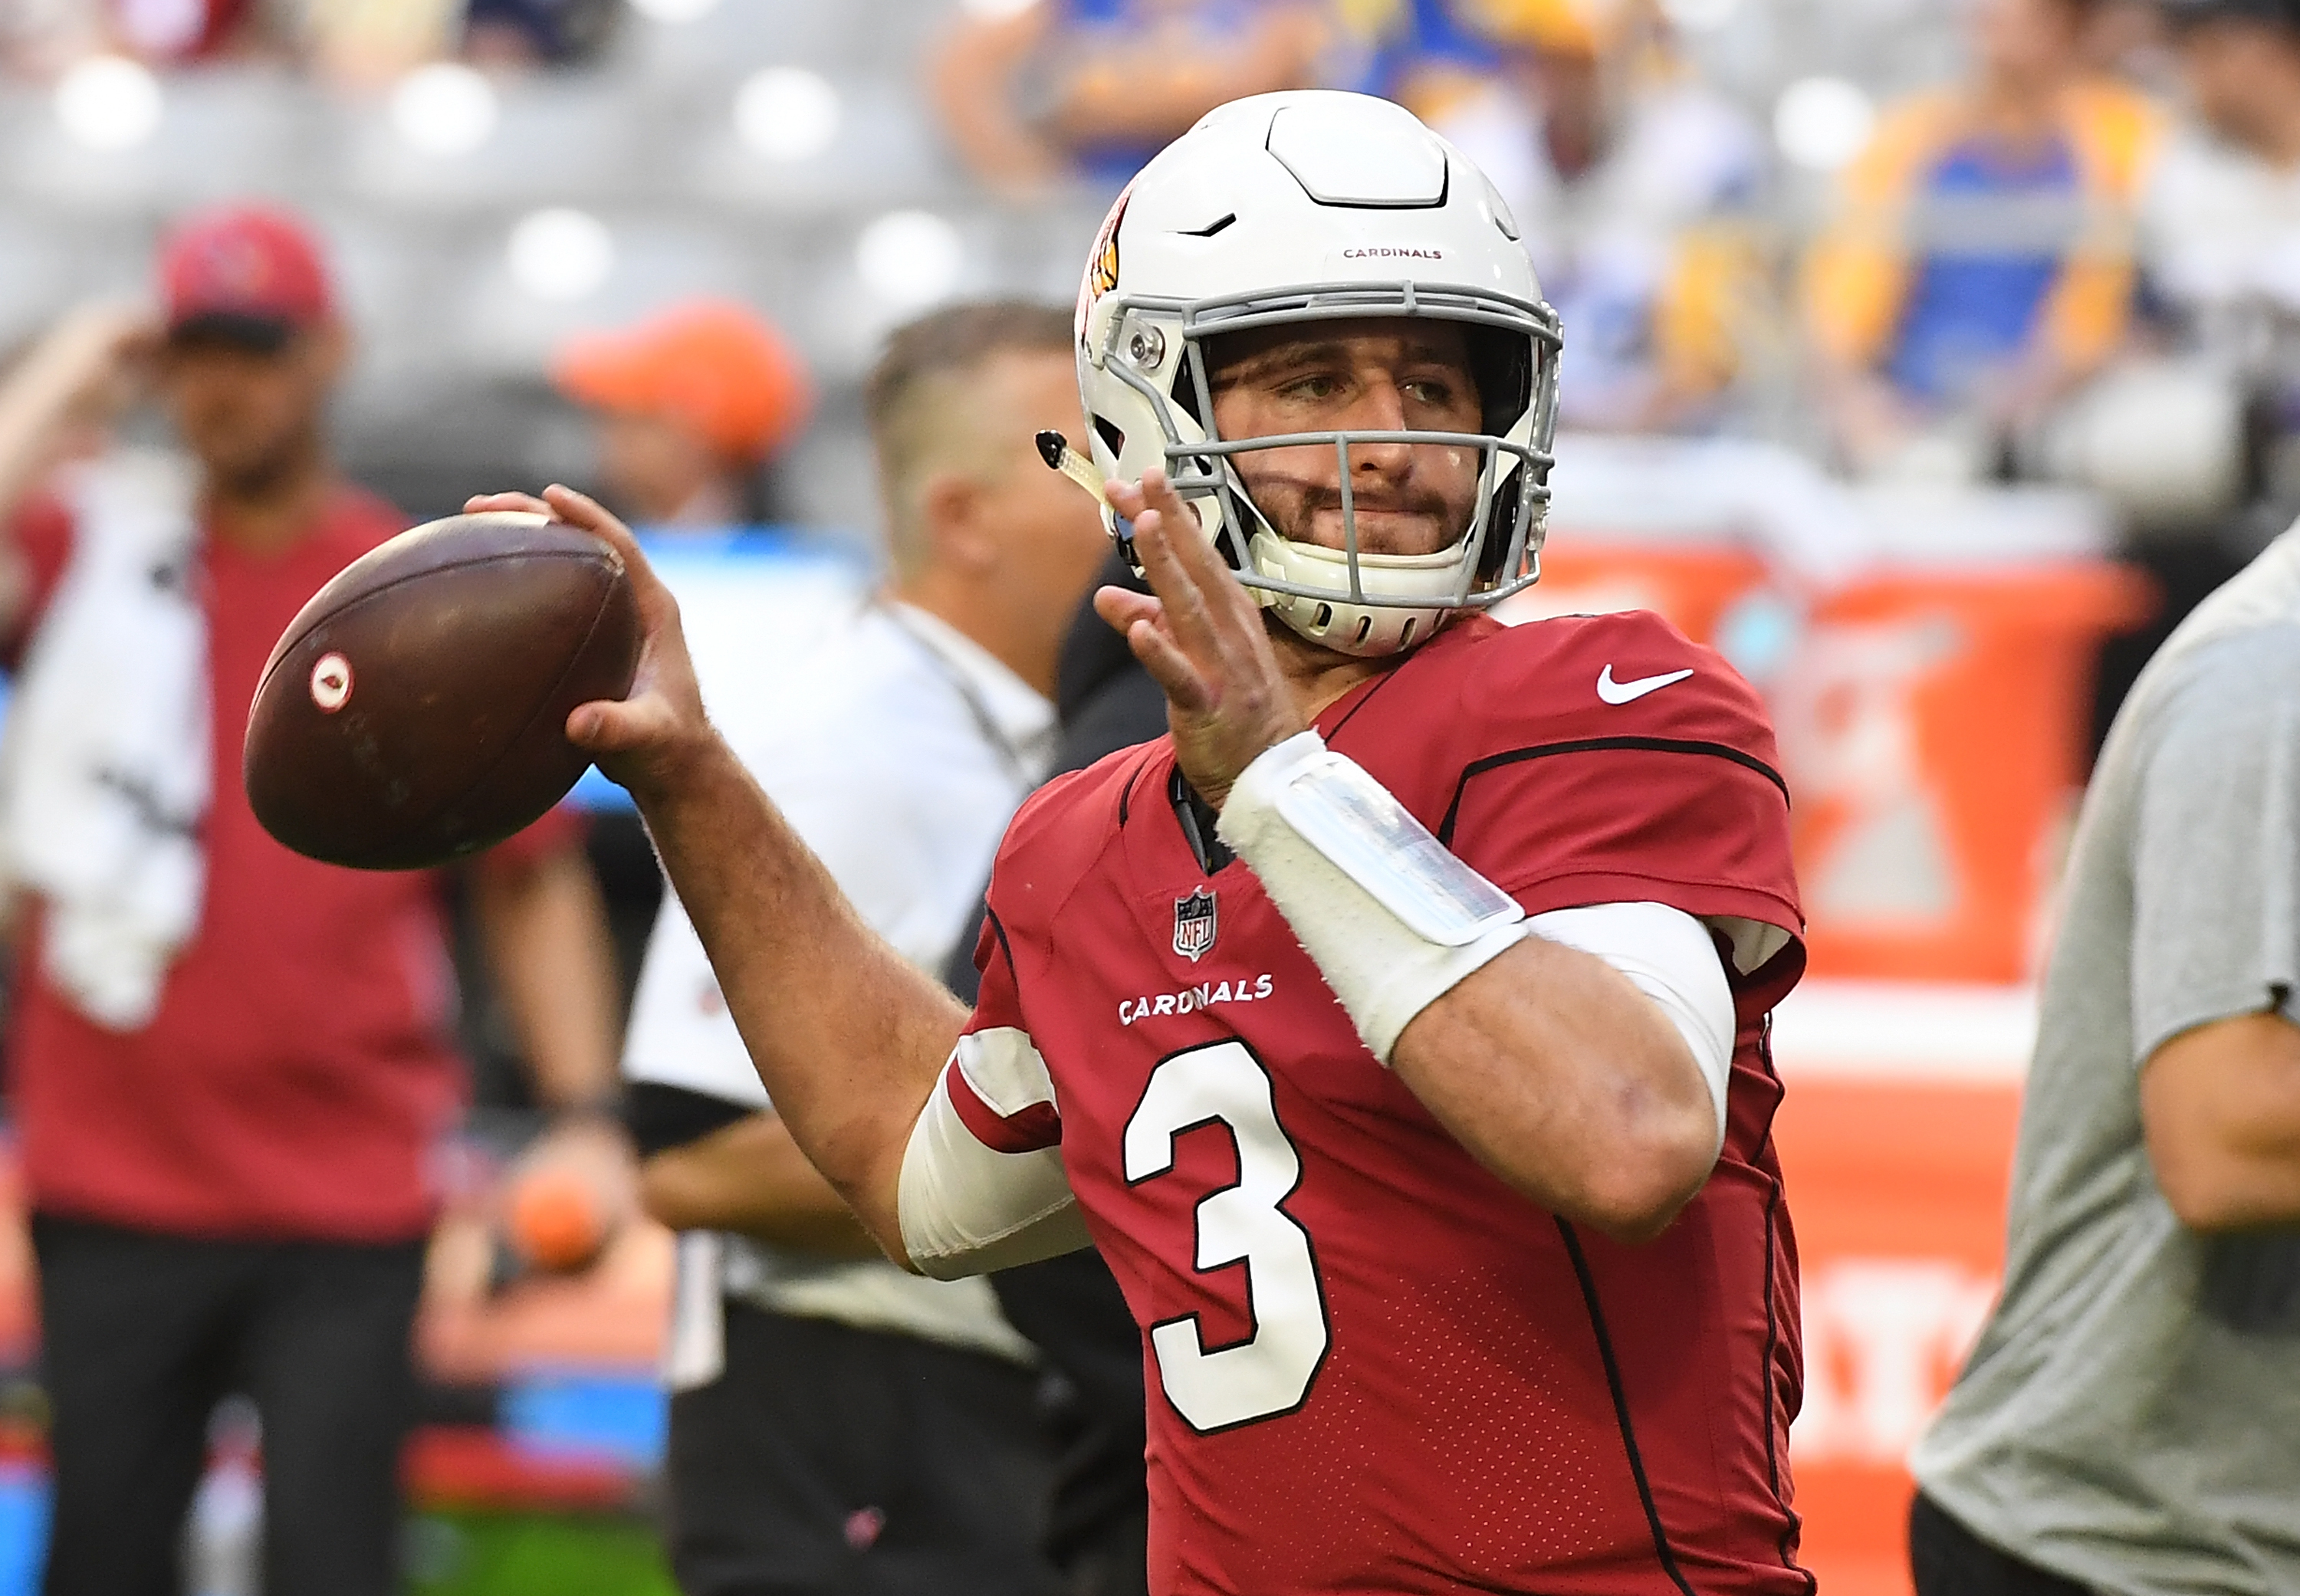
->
xmin=1168 ymin=346 xmax=1208 ymax=427
xmin=1477 ymin=473 xmax=1527 ymax=583
xmin=1467 ymin=327 xmax=1533 ymax=438
xmin=1092 ymin=415 xmax=1126 ymax=458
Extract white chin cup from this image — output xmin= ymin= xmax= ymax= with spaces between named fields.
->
xmin=1246 ymin=529 xmax=1470 ymax=658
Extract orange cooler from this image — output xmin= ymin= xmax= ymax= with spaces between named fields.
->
xmin=1507 ymin=459 xmax=2151 ymax=981
xmin=1781 ymin=562 xmax=2150 ymax=982
xmin=1506 ymin=537 xmax=1770 ymax=648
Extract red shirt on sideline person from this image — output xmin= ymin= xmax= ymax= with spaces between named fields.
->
xmin=0 ymin=203 xmax=623 ymax=1240
xmin=4 ymin=489 xmax=575 ymax=1242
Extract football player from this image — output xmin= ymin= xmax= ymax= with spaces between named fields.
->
xmin=475 ymin=90 xmax=1810 ymax=1596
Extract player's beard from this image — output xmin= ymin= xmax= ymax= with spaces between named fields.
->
xmin=1244 ymin=471 xmax=1475 ymax=560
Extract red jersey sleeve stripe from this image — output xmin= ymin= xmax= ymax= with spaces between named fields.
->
xmin=1436 ymin=735 xmax=1790 ymax=846
xmin=948 ymin=1027 xmax=1063 ymax=1153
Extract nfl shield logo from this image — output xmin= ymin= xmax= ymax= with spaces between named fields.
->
xmin=1172 ymin=888 xmax=1217 ymax=963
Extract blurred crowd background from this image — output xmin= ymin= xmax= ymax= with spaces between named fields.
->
xmin=5 ymin=0 xmax=2300 ymax=1592
xmin=2 ymin=0 xmax=2292 ymax=558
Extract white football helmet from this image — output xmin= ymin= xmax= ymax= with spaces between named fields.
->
xmin=1074 ymin=90 xmax=1561 ymax=657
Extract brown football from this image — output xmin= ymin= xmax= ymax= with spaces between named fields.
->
xmin=244 ymin=511 xmax=641 ymax=871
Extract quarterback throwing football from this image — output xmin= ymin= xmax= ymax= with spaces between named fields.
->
xmin=478 ymin=91 xmax=1812 ymax=1596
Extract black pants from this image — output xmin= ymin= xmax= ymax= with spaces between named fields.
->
xmin=990 ymin=1252 xmax=1148 ymax=1596
xmin=665 ymin=1301 xmax=1061 ymax=1596
xmin=31 ymin=1213 xmax=425 ymax=1596
xmin=1911 ymin=1492 xmax=2096 ymax=1596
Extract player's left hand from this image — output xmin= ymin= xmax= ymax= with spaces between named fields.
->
xmin=1096 ymin=468 xmax=1305 ymax=810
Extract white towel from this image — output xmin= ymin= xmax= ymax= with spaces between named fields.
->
xmin=0 ymin=449 xmax=209 ymax=1030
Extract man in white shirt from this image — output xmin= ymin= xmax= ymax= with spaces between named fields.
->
xmin=2145 ymin=0 xmax=2300 ymax=419
xmin=619 ymin=302 xmax=1109 ymax=1596
xmin=2103 ymin=0 xmax=2300 ymax=739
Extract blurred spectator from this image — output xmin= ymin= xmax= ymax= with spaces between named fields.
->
xmin=549 ymin=296 xmax=815 ymax=1056
xmin=1428 ymin=0 xmax=1773 ymax=430
xmin=1804 ymin=0 xmax=2164 ymax=479
xmin=2069 ymin=0 xmax=2300 ymax=744
xmin=2 ymin=0 xmax=103 ymax=74
xmin=548 ymin=297 xmax=815 ymax=1023
xmin=933 ymin=0 xmax=1329 ymax=195
xmin=2085 ymin=0 xmax=2176 ymax=80
xmin=300 ymin=0 xmax=460 ymax=83
xmin=103 ymin=0 xmax=271 ymax=63
xmin=0 ymin=205 xmax=627 ymax=1596
xmin=614 ymin=302 xmax=1106 ymax=1596
xmin=1347 ymin=0 xmax=1506 ymax=122
xmin=2145 ymin=0 xmax=2300 ymax=520
xmin=554 ymin=299 xmax=812 ymax=532
xmin=459 ymin=0 xmax=617 ymax=69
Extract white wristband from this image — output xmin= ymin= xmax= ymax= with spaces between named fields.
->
xmin=1217 ymin=731 xmax=1528 ymax=1062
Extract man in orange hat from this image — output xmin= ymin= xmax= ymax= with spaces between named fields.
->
xmin=554 ymin=299 xmax=813 ymax=530
xmin=0 ymin=204 xmax=626 ymax=1596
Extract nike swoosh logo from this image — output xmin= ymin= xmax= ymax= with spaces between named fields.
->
xmin=1597 ymin=664 xmax=1694 ymax=704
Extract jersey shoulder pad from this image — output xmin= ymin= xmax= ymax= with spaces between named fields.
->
xmin=1457 ymin=608 xmax=1778 ymax=762
xmin=987 ymin=743 xmax=1152 ymax=931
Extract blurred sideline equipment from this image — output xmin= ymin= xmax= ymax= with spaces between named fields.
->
xmin=245 ymin=510 xmax=640 ymax=870
xmin=2035 ymin=358 xmax=2246 ymax=532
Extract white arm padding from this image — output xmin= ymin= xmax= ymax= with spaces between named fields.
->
xmin=1527 ymin=901 xmax=1739 ymax=1152
xmin=897 ymin=1065 xmax=1094 ymax=1281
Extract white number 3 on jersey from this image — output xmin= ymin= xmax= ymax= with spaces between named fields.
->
xmin=1123 ymin=1039 xmax=1331 ymax=1432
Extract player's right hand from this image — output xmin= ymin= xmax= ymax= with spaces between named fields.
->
xmin=38 ymin=300 xmax=158 ymax=399
xmin=462 ymin=484 xmax=716 ymax=803
xmin=1096 ymin=467 xmax=1307 ymax=809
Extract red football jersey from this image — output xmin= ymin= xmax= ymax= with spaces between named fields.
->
xmin=953 ymin=609 xmax=1811 ymax=1594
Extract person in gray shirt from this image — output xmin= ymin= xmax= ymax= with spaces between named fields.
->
xmin=1909 ymin=521 xmax=2300 ymax=1594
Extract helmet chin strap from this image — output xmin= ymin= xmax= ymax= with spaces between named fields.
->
xmin=1246 ymin=529 xmax=1470 ymax=659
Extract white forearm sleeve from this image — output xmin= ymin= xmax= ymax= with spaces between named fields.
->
xmin=896 ymin=1066 xmax=1094 ymax=1281
xmin=1216 ymin=731 xmax=1529 ymax=1062
xmin=1526 ymin=901 xmax=1737 ymax=1150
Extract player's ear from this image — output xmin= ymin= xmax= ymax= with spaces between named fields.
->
xmin=918 ymin=471 xmax=999 ymax=576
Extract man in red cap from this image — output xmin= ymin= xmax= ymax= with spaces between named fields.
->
xmin=0 ymin=204 xmax=628 ymax=1596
